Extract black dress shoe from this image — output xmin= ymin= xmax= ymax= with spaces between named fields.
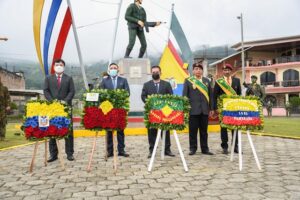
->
xmin=67 ymin=155 xmax=74 ymax=161
xmin=118 ymin=152 xmax=129 ymax=157
xmin=47 ymin=156 xmax=58 ymax=162
xmin=202 ymin=151 xmax=214 ymax=155
xmin=107 ymin=152 xmax=113 ymax=157
xmin=222 ymin=149 xmax=229 ymax=154
xmin=234 ymin=148 xmax=243 ymax=154
xmin=147 ymin=152 xmax=152 ymax=159
xmin=189 ymin=151 xmax=196 ymax=155
xmin=165 ymin=151 xmax=175 ymax=157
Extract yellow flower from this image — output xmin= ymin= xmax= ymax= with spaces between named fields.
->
xmin=223 ymin=98 xmax=258 ymax=111
xmin=99 ymin=100 xmax=114 ymax=115
xmin=26 ymin=102 xmax=68 ymax=118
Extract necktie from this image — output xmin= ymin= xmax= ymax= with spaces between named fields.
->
xmin=155 ymin=83 xmax=159 ymax=93
xmin=226 ymin=77 xmax=231 ymax=85
xmin=57 ymin=75 xmax=61 ymax=88
xmin=112 ymin=78 xmax=116 ymax=89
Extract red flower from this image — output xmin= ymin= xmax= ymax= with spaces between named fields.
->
xmin=24 ymin=127 xmax=33 ymax=139
xmin=32 ymin=128 xmax=43 ymax=138
xmin=83 ymin=107 xmax=127 ymax=130
xmin=47 ymin=125 xmax=58 ymax=136
xmin=58 ymin=127 xmax=69 ymax=137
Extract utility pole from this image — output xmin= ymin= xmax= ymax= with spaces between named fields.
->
xmin=237 ymin=13 xmax=245 ymax=93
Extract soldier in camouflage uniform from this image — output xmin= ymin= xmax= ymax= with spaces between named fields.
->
xmin=244 ymin=75 xmax=265 ymax=101
xmin=124 ymin=0 xmax=161 ymax=58
xmin=0 ymin=77 xmax=10 ymax=140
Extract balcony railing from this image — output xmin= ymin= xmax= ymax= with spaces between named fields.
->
xmin=277 ymin=55 xmax=300 ymax=64
xmin=248 ymin=55 xmax=300 ymax=67
xmin=261 ymin=80 xmax=300 ymax=87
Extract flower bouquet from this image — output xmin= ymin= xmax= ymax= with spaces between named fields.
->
xmin=82 ymin=89 xmax=130 ymax=131
xmin=218 ymin=95 xmax=264 ymax=130
xmin=144 ymin=94 xmax=190 ymax=130
xmin=22 ymin=100 xmax=71 ymax=140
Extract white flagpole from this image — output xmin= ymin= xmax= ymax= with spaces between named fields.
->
xmin=109 ymin=0 xmax=123 ymax=65
xmin=167 ymin=4 xmax=174 ymax=43
xmin=67 ymin=0 xmax=88 ymax=90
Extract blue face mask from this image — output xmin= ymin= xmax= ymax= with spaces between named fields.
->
xmin=109 ymin=69 xmax=118 ymax=77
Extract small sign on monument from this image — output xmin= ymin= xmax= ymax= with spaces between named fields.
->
xmin=130 ymin=66 xmax=142 ymax=78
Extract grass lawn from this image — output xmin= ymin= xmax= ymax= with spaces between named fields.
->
xmin=256 ymin=117 xmax=300 ymax=138
xmin=0 ymin=123 xmax=31 ymax=149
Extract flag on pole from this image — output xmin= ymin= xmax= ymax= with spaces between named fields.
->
xmin=170 ymin=12 xmax=193 ymax=70
xmin=159 ymin=40 xmax=189 ymax=95
xmin=159 ymin=11 xmax=193 ymax=95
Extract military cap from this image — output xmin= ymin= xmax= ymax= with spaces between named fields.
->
xmin=192 ymin=63 xmax=203 ymax=70
xmin=223 ymin=64 xmax=233 ymax=70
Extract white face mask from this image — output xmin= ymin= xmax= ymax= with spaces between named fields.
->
xmin=54 ymin=65 xmax=64 ymax=74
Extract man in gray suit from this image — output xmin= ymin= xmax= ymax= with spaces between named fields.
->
xmin=100 ymin=63 xmax=130 ymax=157
xmin=183 ymin=63 xmax=214 ymax=156
xmin=43 ymin=59 xmax=75 ymax=162
xmin=141 ymin=65 xmax=175 ymax=158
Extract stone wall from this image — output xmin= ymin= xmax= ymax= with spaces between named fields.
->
xmin=0 ymin=67 xmax=25 ymax=89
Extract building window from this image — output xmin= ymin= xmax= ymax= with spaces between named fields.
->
xmin=260 ymin=71 xmax=275 ymax=86
xmin=283 ymin=69 xmax=300 ymax=87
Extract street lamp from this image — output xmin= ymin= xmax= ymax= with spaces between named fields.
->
xmin=237 ymin=13 xmax=245 ymax=91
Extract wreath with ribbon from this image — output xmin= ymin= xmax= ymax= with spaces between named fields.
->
xmin=218 ymin=94 xmax=264 ymax=130
xmin=82 ymin=89 xmax=129 ymax=131
xmin=22 ymin=100 xmax=71 ymax=141
xmin=144 ymin=94 xmax=190 ymax=130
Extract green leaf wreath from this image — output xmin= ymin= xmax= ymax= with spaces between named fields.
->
xmin=144 ymin=94 xmax=190 ymax=130
xmin=218 ymin=94 xmax=264 ymax=131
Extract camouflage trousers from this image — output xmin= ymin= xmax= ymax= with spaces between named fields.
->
xmin=0 ymin=125 xmax=6 ymax=139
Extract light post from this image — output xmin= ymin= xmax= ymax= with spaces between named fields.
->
xmin=237 ymin=13 xmax=245 ymax=87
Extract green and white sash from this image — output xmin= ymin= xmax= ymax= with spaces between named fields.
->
xmin=187 ymin=76 xmax=209 ymax=102
xmin=216 ymin=78 xmax=237 ymax=95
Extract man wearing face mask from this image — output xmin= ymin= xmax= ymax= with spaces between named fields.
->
xmin=44 ymin=59 xmax=75 ymax=162
xmin=100 ymin=63 xmax=130 ymax=157
xmin=141 ymin=65 xmax=175 ymax=158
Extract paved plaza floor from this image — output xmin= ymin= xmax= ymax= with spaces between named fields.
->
xmin=0 ymin=133 xmax=299 ymax=200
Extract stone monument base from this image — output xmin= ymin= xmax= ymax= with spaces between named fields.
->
xmin=118 ymin=58 xmax=151 ymax=113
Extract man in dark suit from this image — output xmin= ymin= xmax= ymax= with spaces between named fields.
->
xmin=141 ymin=65 xmax=175 ymax=158
xmin=100 ymin=63 xmax=130 ymax=157
xmin=213 ymin=64 xmax=241 ymax=154
xmin=183 ymin=63 xmax=214 ymax=156
xmin=43 ymin=59 xmax=75 ymax=162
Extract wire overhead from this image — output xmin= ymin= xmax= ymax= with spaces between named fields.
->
xmin=90 ymin=0 xmax=120 ymax=6
xmin=77 ymin=17 xmax=117 ymax=29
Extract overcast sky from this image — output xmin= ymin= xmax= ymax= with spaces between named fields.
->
xmin=0 ymin=0 xmax=299 ymax=64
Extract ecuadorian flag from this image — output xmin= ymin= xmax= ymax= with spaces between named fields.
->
xmin=159 ymin=40 xmax=189 ymax=95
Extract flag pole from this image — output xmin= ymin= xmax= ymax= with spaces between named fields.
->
xmin=167 ymin=4 xmax=174 ymax=43
xmin=66 ymin=0 xmax=88 ymax=90
xmin=109 ymin=0 xmax=123 ymax=65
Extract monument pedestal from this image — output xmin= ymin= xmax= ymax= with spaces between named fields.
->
xmin=118 ymin=58 xmax=151 ymax=113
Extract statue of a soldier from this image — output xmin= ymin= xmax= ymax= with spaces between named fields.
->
xmin=244 ymin=75 xmax=265 ymax=100
xmin=124 ymin=0 xmax=161 ymax=58
xmin=0 ymin=77 xmax=10 ymax=140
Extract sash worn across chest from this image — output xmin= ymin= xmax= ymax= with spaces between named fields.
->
xmin=216 ymin=78 xmax=237 ymax=95
xmin=187 ymin=77 xmax=209 ymax=102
